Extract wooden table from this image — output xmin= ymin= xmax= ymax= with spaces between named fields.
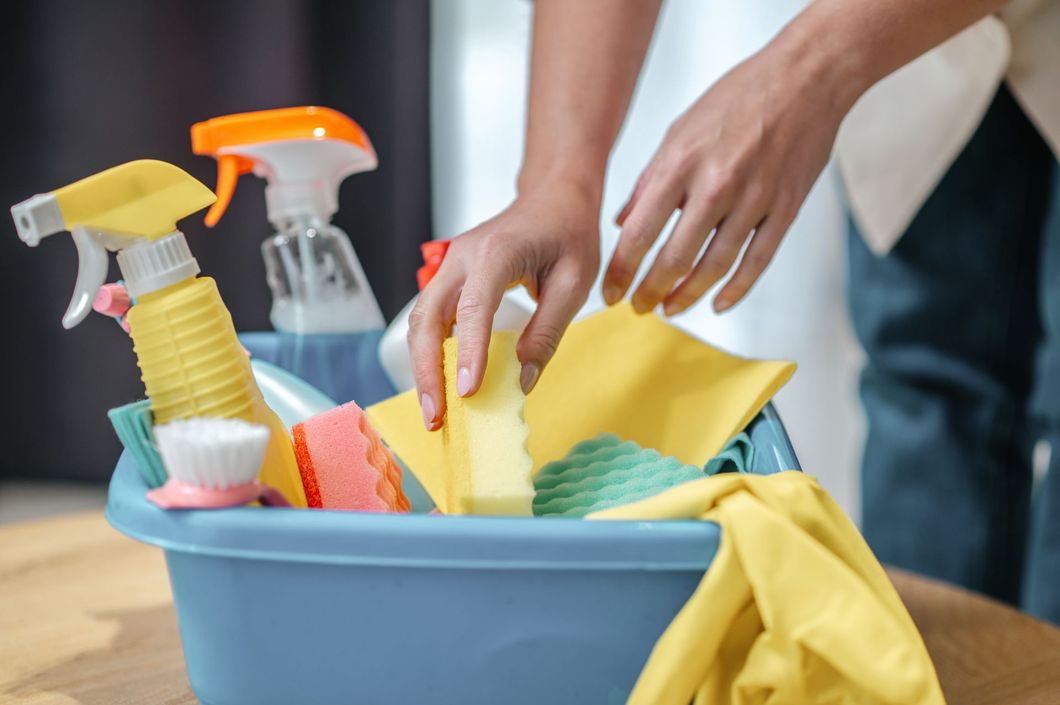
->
xmin=2 ymin=512 xmax=1059 ymax=705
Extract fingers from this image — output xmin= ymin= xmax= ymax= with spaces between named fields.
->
xmin=711 ymin=209 xmax=793 ymax=312
xmin=516 ymin=261 xmax=588 ymax=394
xmin=602 ymin=174 xmax=681 ymax=307
xmin=631 ymin=194 xmax=726 ymax=314
xmin=454 ymin=245 xmax=514 ymax=399
xmin=614 ymin=160 xmax=657 ymax=227
xmin=660 ymin=200 xmax=761 ymax=316
xmin=408 ymin=265 xmax=462 ymax=431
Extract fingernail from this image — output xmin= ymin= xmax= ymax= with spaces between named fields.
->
xmin=421 ymin=393 xmax=436 ymax=430
xmin=520 ymin=362 xmax=541 ymax=394
xmin=631 ymin=298 xmax=651 ymax=314
xmin=714 ymin=297 xmax=732 ymax=313
xmin=663 ymin=301 xmax=680 ymax=317
xmin=603 ymin=285 xmax=621 ymax=305
xmin=457 ymin=366 xmax=472 ymax=397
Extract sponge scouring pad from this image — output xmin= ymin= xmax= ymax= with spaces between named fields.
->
xmin=442 ymin=332 xmax=534 ymax=515
xmin=534 ymin=433 xmax=704 ymax=517
xmin=293 ymin=401 xmax=411 ymax=512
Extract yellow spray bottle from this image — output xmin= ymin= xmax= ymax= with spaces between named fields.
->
xmin=11 ymin=160 xmax=307 ymax=506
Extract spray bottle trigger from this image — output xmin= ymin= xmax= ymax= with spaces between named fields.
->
xmin=204 ymin=154 xmax=254 ymax=228
xmin=62 ymin=227 xmax=134 ymax=329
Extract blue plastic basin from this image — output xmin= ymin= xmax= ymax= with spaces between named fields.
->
xmin=105 ymin=332 xmax=800 ymax=705
xmin=106 ymin=405 xmax=798 ymax=705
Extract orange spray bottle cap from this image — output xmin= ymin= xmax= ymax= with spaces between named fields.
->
xmin=191 ymin=106 xmax=377 ymax=228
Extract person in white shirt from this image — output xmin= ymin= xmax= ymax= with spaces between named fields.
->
xmin=407 ymin=0 xmax=1060 ymax=622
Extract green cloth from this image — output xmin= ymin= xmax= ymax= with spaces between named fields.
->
xmin=703 ymin=433 xmax=755 ymax=476
xmin=108 ymin=399 xmax=166 ymax=488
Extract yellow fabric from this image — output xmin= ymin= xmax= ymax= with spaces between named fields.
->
xmin=367 ymin=304 xmax=795 ymax=509
xmin=590 ymin=472 xmax=946 ymax=705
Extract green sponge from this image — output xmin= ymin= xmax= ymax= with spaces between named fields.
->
xmin=533 ymin=434 xmax=704 ymax=517
xmin=108 ymin=399 xmax=167 ymax=489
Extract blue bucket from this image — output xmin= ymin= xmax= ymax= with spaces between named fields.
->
xmin=105 ymin=333 xmax=800 ymax=705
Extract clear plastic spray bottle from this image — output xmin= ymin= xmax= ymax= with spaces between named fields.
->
xmin=192 ymin=106 xmax=385 ymax=334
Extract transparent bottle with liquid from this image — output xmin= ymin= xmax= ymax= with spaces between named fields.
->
xmin=192 ymin=106 xmax=386 ymax=335
xmin=263 ymin=215 xmax=384 ymax=334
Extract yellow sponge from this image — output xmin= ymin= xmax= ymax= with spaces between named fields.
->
xmin=441 ymin=332 xmax=534 ymax=515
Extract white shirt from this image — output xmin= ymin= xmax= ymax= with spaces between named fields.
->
xmin=835 ymin=0 xmax=1060 ymax=254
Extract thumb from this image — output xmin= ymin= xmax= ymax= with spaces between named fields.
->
xmin=516 ymin=264 xmax=588 ymax=394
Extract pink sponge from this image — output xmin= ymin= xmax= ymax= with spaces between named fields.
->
xmin=293 ymin=402 xmax=411 ymax=512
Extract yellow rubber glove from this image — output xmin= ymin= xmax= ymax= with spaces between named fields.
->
xmin=591 ymin=472 xmax=945 ymax=705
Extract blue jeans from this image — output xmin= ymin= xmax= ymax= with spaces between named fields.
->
xmin=849 ymin=85 xmax=1060 ymax=623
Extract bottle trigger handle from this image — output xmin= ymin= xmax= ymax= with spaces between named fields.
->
xmin=63 ymin=226 xmax=133 ymax=330
xmin=204 ymin=154 xmax=254 ymax=228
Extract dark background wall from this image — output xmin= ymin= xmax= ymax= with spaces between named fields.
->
xmin=0 ymin=0 xmax=431 ymax=482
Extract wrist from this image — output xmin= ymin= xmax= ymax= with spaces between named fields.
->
xmin=517 ymin=160 xmax=606 ymax=209
xmin=768 ymin=6 xmax=876 ymax=120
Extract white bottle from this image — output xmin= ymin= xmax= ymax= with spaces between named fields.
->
xmin=378 ymin=239 xmax=535 ymax=392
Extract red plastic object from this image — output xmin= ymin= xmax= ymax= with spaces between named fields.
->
xmin=416 ymin=239 xmax=451 ymax=291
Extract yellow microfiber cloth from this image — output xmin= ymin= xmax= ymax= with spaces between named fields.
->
xmin=590 ymin=472 xmax=946 ymax=705
xmin=367 ymin=303 xmax=795 ymax=511
xmin=441 ymin=333 xmax=534 ymax=515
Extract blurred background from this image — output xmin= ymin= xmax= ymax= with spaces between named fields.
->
xmin=0 ymin=0 xmax=862 ymax=523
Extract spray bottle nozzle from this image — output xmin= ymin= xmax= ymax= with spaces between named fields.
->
xmin=191 ymin=106 xmax=377 ymax=227
xmin=10 ymin=160 xmax=216 ymax=329
xmin=11 ymin=193 xmax=65 ymax=246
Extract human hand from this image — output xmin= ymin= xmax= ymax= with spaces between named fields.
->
xmin=409 ymin=183 xmax=601 ymax=430
xmin=603 ymin=36 xmax=856 ymax=315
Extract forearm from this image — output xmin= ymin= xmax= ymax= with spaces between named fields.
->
xmin=772 ymin=0 xmax=1010 ymax=114
xmin=518 ymin=0 xmax=663 ymax=201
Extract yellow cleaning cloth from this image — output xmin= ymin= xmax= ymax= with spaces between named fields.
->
xmin=590 ymin=472 xmax=946 ymax=705
xmin=441 ymin=333 xmax=534 ymax=515
xmin=367 ymin=303 xmax=794 ymax=510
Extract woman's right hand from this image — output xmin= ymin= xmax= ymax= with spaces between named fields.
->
xmin=408 ymin=180 xmax=601 ymax=431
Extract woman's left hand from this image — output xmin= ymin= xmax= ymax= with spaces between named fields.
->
xmin=602 ymin=30 xmax=857 ymax=315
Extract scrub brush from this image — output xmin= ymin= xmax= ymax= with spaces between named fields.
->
xmin=147 ymin=417 xmax=290 ymax=509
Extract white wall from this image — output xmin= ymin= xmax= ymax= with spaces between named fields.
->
xmin=431 ymin=0 xmax=865 ymax=519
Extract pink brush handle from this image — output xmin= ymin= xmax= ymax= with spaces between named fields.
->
xmin=147 ymin=480 xmax=289 ymax=509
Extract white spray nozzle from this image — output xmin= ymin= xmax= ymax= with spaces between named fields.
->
xmin=11 ymin=160 xmax=216 ymax=329
xmin=10 ymin=193 xmax=114 ymax=328
xmin=11 ymin=193 xmax=64 ymax=247
xmin=240 ymin=139 xmax=376 ymax=225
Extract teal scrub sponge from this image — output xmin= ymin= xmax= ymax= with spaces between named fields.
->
xmin=533 ymin=434 xmax=704 ymax=518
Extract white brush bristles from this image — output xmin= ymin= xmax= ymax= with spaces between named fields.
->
xmin=154 ymin=418 xmax=270 ymax=489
